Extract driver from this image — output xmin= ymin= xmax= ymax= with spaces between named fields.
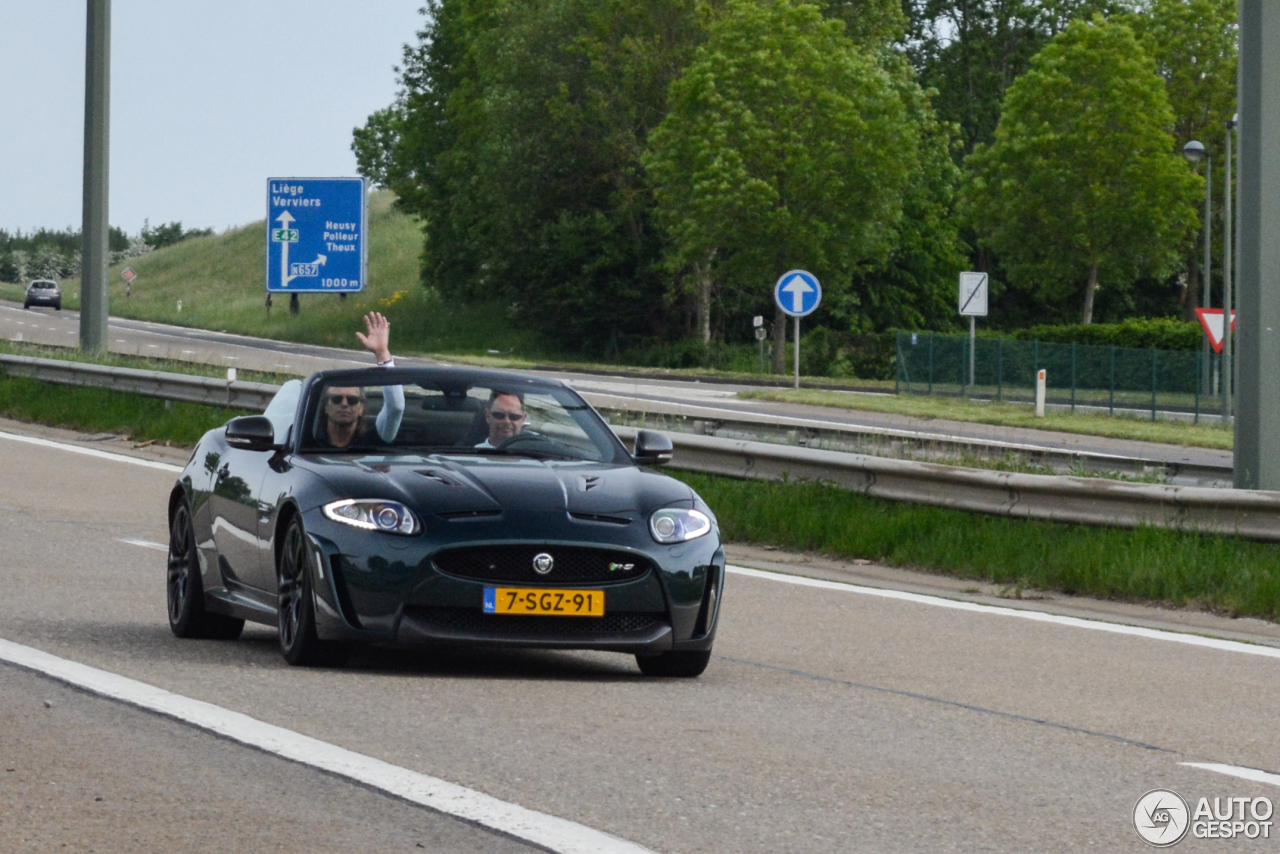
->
xmin=319 ymin=312 xmax=405 ymax=449
xmin=475 ymin=391 xmax=526 ymax=448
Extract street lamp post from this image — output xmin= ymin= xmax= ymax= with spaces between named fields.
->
xmin=1225 ymin=116 xmax=1237 ymax=421
xmin=1184 ymin=140 xmax=1212 ymax=397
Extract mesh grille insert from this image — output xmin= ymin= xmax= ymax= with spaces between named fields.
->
xmin=409 ymin=607 xmax=662 ymax=636
xmin=433 ymin=545 xmax=649 ymax=584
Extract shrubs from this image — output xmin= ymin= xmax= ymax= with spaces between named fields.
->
xmin=1012 ymin=317 xmax=1202 ymax=351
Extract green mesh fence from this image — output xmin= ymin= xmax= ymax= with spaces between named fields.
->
xmin=894 ymin=331 xmax=1230 ymax=420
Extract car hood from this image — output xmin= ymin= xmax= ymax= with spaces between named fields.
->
xmin=292 ymin=454 xmax=694 ymax=522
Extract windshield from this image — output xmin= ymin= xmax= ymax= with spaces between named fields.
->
xmin=299 ymin=379 xmax=623 ymax=463
xmin=263 ymin=379 xmax=303 ymax=444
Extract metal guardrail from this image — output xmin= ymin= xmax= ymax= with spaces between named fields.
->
xmin=610 ymin=428 xmax=1280 ymax=541
xmin=3 ymin=355 xmax=1273 ymax=539
xmin=0 ymin=354 xmax=277 ymax=411
xmin=585 ymin=393 xmax=1231 ymax=487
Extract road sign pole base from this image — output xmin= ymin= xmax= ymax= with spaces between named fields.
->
xmin=289 ymin=293 xmax=299 ymax=316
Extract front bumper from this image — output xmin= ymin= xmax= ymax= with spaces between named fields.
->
xmin=301 ymin=511 xmax=724 ymax=654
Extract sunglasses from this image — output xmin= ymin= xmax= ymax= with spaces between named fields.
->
xmin=328 ymin=394 xmax=363 ymax=406
xmin=488 ymin=410 xmax=525 ymax=421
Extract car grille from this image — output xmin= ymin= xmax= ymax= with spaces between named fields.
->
xmin=432 ymin=545 xmax=650 ymax=584
xmin=409 ymin=607 xmax=662 ymax=636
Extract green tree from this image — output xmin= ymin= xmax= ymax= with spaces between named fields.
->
xmin=644 ymin=0 xmax=916 ymax=371
xmin=905 ymin=0 xmax=1123 ymax=159
xmin=1127 ymin=0 xmax=1236 ymax=315
xmin=353 ymin=0 xmax=704 ymax=351
xmin=849 ymin=63 xmax=969 ymax=332
xmin=963 ymin=17 xmax=1200 ymax=324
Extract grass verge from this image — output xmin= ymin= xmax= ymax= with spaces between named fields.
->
xmin=0 ymin=375 xmax=250 ymax=446
xmin=673 ymin=471 xmax=1280 ymax=621
xmin=740 ymin=388 xmax=1234 ymax=451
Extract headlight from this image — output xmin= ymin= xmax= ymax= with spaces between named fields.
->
xmin=322 ymin=499 xmax=420 ymax=535
xmin=649 ymin=508 xmax=712 ymax=544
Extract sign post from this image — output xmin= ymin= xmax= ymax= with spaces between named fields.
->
xmin=121 ymin=266 xmax=136 ymax=298
xmin=958 ymin=272 xmax=989 ymax=388
xmin=266 ymin=178 xmax=367 ymax=307
xmin=773 ymin=270 xmax=822 ymax=389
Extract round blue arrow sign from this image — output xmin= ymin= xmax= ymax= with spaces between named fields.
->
xmin=774 ymin=270 xmax=821 ymax=317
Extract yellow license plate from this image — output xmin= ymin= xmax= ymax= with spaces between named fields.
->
xmin=483 ymin=587 xmax=605 ymax=616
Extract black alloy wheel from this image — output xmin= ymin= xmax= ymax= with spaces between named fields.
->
xmin=277 ymin=517 xmax=347 ymax=667
xmin=635 ymin=649 xmax=712 ymax=678
xmin=167 ymin=500 xmax=244 ymax=640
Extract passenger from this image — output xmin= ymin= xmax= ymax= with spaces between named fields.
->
xmin=319 ymin=312 xmax=404 ymax=449
xmin=475 ymin=391 xmax=526 ymax=448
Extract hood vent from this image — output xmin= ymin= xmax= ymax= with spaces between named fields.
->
xmin=416 ymin=469 xmax=458 ymax=486
xmin=569 ymin=512 xmax=632 ymax=526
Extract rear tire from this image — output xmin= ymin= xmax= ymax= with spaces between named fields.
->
xmin=168 ymin=500 xmax=244 ymax=640
xmin=636 ymin=649 xmax=711 ymax=678
xmin=54 ymin=302 xmax=61 ymax=310
xmin=277 ymin=517 xmax=347 ymax=667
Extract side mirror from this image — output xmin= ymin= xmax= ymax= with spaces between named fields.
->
xmin=634 ymin=430 xmax=673 ymax=466
xmin=226 ymin=416 xmax=280 ymax=452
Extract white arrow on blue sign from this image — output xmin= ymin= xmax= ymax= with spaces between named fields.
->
xmin=774 ymin=270 xmax=822 ymax=317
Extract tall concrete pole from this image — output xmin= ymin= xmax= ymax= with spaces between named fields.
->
xmin=1234 ymin=0 xmax=1280 ymax=489
xmin=80 ymin=0 xmax=111 ymax=352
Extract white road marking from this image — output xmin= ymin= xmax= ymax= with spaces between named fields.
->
xmin=728 ymin=565 xmax=1280 ymax=661
xmin=118 ymin=537 xmax=167 ymax=552
xmin=1182 ymin=762 xmax=1280 ymax=788
xmin=0 ymin=431 xmax=183 ymax=473
xmin=0 ymin=638 xmax=653 ymax=854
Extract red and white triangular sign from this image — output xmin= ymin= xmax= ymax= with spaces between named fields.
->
xmin=1195 ymin=308 xmax=1236 ymax=353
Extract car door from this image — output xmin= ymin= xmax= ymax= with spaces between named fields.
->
xmin=208 ymin=446 xmax=272 ymax=592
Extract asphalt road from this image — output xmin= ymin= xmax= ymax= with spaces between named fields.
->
xmin=2 ymin=418 xmax=1278 ymax=851
xmin=0 ymin=302 xmax=1231 ymax=472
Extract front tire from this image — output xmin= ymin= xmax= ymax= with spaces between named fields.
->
xmin=277 ymin=517 xmax=347 ymax=667
xmin=636 ymin=649 xmax=711 ymax=678
xmin=168 ymin=500 xmax=244 ymax=640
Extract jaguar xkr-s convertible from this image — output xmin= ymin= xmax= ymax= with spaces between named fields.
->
xmin=166 ymin=367 xmax=724 ymax=677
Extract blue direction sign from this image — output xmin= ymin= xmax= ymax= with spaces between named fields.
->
xmin=265 ymin=177 xmax=366 ymax=293
xmin=773 ymin=269 xmax=821 ymax=317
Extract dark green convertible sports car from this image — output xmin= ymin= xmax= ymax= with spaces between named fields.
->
xmin=166 ymin=367 xmax=724 ymax=677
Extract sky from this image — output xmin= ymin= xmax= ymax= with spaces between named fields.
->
xmin=0 ymin=1 xmax=424 ymax=236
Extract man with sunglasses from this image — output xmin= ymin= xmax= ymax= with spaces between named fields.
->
xmin=319 ymin=312 xmax=405 ymax=449
xmin=475 ymin=391 xmax=526 ymax=448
